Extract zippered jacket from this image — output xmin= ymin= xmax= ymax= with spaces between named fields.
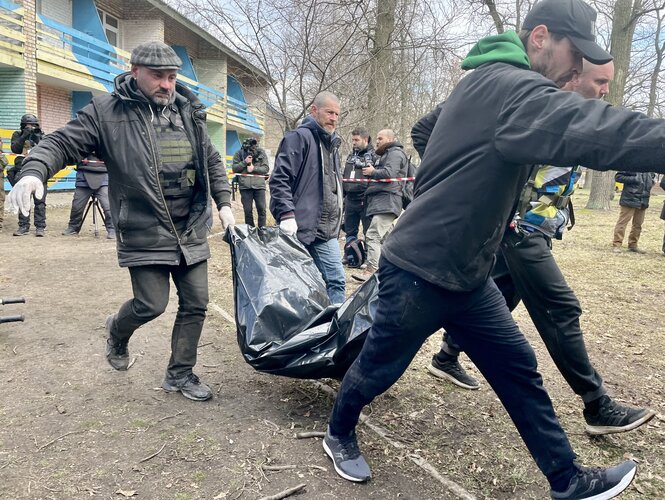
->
xmin=385 ymin=31 xmax=665 ymax=292
xmin=19 ymin=72 xmax=231 ymax=267
xmin=269 ymin=116 xmax=343 ymax=245
xmin=232 ymin=146 xmax=269 ymax=190
xmin=365 ymin=142 xmax=407 ymax=218
xmin=615 ymin=171 xmax=654 ymax=209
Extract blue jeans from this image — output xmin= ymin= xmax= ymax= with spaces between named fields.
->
xmin=306 ymin=238 xmax=346 ymax=304
xmin=329 ymin=256 xmax=576 ymax=481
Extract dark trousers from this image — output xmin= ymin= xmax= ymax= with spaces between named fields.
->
xmin=343 ymin=196 xmax=370 ymax=240
xmin=67 ymin=185 xmax=114 ymax=232
xmin=112 ymin=258 xmax=209 ymax=378
xmin=330 ymin=256 xmax=576 ymax=480
xmin=240 ymin=188 xmax=266 ymax=227
xmin=17 ymin=185 xmax=47 ymax=229
xmin=444 ymin=232 xmax=605 ymax=402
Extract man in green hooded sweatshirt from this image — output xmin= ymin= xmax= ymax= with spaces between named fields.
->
xmin=321 ymin=0 xmax=665 ymax=498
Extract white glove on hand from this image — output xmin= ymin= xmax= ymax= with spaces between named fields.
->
xmin=218 ymin=206 xmax=235 ymax=230
xmin=280 ymin=218 xmax=298 ymax=236
xmin=7 ymin=175 xmax=44 ymax=217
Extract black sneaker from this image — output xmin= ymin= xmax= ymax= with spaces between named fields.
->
xmin=62 ymin=227 xmax=78 ymax=236
xmin=35 ymin=228 xmax=45 ymax=237
xmin=13 ymin=226 xmax=29 ymax=236
xmin=584 ymin=396 xmax=656 ymax=436
xmin=323 ymin=427 xmax=371 ymax=482
xmin=551 ymin=460 xmax=637 ymax=499
xmin=162 ymin=373 xmax=212 ymax=401
xmin=104 ymin=314 xmax=129 ymax=370
xmin=427 ymin=356 xmax=480 ymax=390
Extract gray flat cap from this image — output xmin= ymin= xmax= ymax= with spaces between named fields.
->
xmin=130 ymin=41 xmax=182 ymax=70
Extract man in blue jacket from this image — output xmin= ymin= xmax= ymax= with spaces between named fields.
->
xmin=322 ymin=0 xmax=665 ymax=497
xmin=270 ymin=92 xmax=345 ymax=304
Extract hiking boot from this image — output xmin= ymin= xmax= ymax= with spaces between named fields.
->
xmin=551 ymin=460 xmax=637 ymax=499
xmin=427 ymin=356 xmax=480 ymax=390
xmin=627 ymin=247 xmax=646 ymax=254
xmin=13 ymin=226 xmax=29 ymax=236
xmin=104 ymin=314 xmax=129 ymax=371
xmin=106 ymin=229 xmax=116 ymax=240
xmin=584 ymin=396 xmax=656 ymax=436
xmin=323 ymin=427 xmax=371 ymax=482
xmin=62 ymin=227 xmax=78 ymax=236
xmin=35 ymin=228 xmax=45 ymax=237
xmin=162 ymin=373 xmax=212 ymax=401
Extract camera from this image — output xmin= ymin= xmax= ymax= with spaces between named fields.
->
xmin=242 ymin=138 xmax=258 ymax=150
xmin=353 ymin=152 xmax=373 ymax=168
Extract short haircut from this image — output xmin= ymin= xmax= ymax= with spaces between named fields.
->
xmin=379 ymin=129 xmax=396 ymax=141
xmin=518 ymin=28 xmax=565 ymax=48
xmin=313 ymin=91 xmax=339 ymax=108
xmin=351 ymin=127 xmax=370 ymax=139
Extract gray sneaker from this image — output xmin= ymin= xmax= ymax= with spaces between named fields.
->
xmin=427 ymin=356 xmax=480 ymax=390
xmin=162 ymin=373 xmax=212 ymax=401
xmin=551 ymin=460 xmax=637 ymax=499
xmin=104 ymin=314 xmax=129 ymax=371
xmin=584 ymin=396 xmax=656 ymax=436
xmin=323 ymin=427 xmax=371 ymax=482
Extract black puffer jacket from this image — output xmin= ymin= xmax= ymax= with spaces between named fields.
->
xmin=19 ymin=72 xmax=231 ymax=267
xmin=232 ymin=146 xmax=269 ymax=190
xmin=615 ymin=171 xmax=654 ymax=209
xmin=365 ymin=142 xmax=407 ymax=218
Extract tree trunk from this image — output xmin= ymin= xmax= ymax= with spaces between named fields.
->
xmin=367 ymin=0 xmax=396 ymax=134
xmin=586 ymin=0 xmax=641 ymax=209
xmin=647 ymin=10 xmax=664 ymax=118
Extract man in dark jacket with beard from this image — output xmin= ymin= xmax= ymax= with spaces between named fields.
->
xmin=7 ymin=42 xmax=235 ymax=402
xmin=342 ymin=127 xmax=374 ymax=244
xmin=360 ymin=129 xmax=407 ymax=273
xmin=232 ymin=137 xmax=269 ymax=228
xmin=612 ymin=171 xmax=655 ymax=253
xmin=322 ymin=0 xmax=665 ymax=496
xmin=270 ymin=92 xmax=345 ymax=304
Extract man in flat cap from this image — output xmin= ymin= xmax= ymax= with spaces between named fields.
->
xmin=8 ymin=41 xmax=235 ymax=402
xmin=322 ymin=0 xmax=665 ymax=497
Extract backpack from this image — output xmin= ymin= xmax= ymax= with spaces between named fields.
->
xmin=344 ymin=237 xmax=366 ymax=268
xmin=401 ymin=155 xmax=417 ymax=209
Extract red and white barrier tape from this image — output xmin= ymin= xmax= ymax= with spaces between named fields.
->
xmin=233 ymin=173 xmax=269 ymax=178
xmin=342 ymin=177 xmax=415 ymax=183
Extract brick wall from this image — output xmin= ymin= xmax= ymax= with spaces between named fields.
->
xmin=37 ymin=85 xmax=72 ymax=133
xmin=40 ymin=0 xmax=72 ymax=26
xmin=122 ymin=19 xmax=165 ymax=51
xmin=194 ymin=57 xmax=227 ymax=94
xmin=22 ymin=0 xmax=38 ymax=114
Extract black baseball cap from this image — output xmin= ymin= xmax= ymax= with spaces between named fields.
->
xmin=523 ymin=0 xmax=613 ymax=65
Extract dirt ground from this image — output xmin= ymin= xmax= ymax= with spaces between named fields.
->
xmin=0 ymin=188 xmax=663 ymax=500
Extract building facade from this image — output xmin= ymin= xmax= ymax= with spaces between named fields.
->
xmin=0 ymin=0 xmax=268 ymax=189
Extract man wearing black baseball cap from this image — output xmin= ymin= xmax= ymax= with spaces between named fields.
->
xmin=322 ymin=0 xmax=665 ymax=498
xmin=8 ymin=41 xmax=236 ymax=402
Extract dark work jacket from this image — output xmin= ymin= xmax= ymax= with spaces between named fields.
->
xmin=365 ymin=142 xmax=407 ymax=218
xmin=19 ymin=72 xmax=231 ymax=267
xmin=343 ymin=144 xmax=375 ymax=198
xmin=383 ymin=61 xmax=665 ymax=292
xmin=76 ymin=154 xmax=108 ymax=190
xmin=615 ymin=171 xmax=654 ymax=209
xmin=269 ymin=116 xmax=342 ymax=245
xmin=232 ymin=146 xmax=269 ymax=190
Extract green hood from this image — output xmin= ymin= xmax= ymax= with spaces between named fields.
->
xmin=462 ymin=31 xmax=530 ymax=70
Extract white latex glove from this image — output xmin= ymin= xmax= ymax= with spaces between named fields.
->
xmin=219 ymin=206 xmax=235 ymax=230
xmin=7 ymin=175 xmax=44 ymax=217
xmin=280 ymin=218 xmax=298 ymax=236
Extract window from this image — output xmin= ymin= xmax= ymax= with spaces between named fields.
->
xmin=97 ymin=9 xmax=120 ymax=47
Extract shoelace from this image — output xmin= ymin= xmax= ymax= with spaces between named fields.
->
xmin=339 ymin=434 xmax=361 ymax=460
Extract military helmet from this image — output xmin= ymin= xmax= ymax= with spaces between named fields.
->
xmin=20 ymin=113 xmax=40 ymax=126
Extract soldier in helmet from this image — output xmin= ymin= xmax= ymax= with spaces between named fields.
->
xmin=9 ymin=113 xmax=46 ymax=236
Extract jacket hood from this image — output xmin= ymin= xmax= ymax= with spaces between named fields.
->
xmin=113 ymin=72 xmax=204 ymax=110
xmin=375 ymin=141 xmax=403 ymax=156
xmin=299 ymin=115 xmax=339 ymax=148
xmin=462 ymin=31 xmax=530 ymax=70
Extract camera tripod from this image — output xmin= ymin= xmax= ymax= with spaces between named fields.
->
xmin=80 ymin=194 xmax=106 ymax=238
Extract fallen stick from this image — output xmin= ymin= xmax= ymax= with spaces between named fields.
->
xmin=258 ymin=483 xmax=306 ymax=500
xmin=138 ymin=442 xmax=167 ymax=463
xmin=37 ymin=430 xmax=85 ymax=451
xmin=294 ymin=431 xmax=325 ymax=439
xmin=262 ymin=464 xmax=296 ymax=471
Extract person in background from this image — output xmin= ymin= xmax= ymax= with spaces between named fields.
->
xmin=232 ymin=137 xmax=269 ymax=228
xmin=612 ymin=170 xmax=655 ymax=253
